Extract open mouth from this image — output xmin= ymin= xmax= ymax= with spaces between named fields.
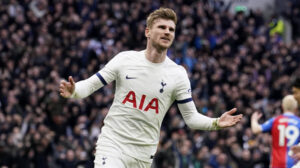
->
xmin=161 ymin=37 xmax=170 ymax=41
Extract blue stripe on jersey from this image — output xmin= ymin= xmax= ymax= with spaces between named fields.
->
xmin=261 ymin=117 xmax=275 ymax=132
xmin=176 ymin=98 xmax=193 ymax=104
xmin=96 ymin=72 xmax=107 ymax=85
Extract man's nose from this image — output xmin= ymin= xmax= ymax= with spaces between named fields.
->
xmin=164 ymin=29 xmax=170 ymax=35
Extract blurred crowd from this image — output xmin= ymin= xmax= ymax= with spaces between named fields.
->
xmin=0 ymin=0 xmax=300 ymax=168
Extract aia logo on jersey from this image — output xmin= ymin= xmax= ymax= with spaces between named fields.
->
xmin=122 ymin=91 xmax=159 ymax=114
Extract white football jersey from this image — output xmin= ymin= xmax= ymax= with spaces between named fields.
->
xmin=95 ymin=50 xmax=192 ymax=162
xmin=72 ymin=50 xmax=218 ymax=163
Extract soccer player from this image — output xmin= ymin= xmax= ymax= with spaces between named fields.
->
xmin=251 ymin=95 xmax=300 ymax=168
xmin=59 ymin=8 xmax=243 ymax=168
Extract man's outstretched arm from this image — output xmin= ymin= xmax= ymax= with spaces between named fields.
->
xmin=59 ymin=74 xmax=104 ymax=99
xmin=177 ymin=100 xmax=243 ymax=130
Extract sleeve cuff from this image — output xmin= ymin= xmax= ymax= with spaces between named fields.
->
xmin=212 ymin=118 xmax=221 ymax=130
xmin=70 ymin=86 xmax=76 ymax=98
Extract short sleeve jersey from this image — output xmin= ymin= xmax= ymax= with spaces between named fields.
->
xmin=261 ymin=113 xmax=300 ymax=168
xmin=95 ymin=50 xmax=192 ymax=162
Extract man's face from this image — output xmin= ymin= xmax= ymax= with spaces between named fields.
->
xmin=293 ymin=87 xmax=300 ymax=105
xmin=145 ymin=19 xmax=175 ymax=50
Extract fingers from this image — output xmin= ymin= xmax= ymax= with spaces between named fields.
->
xmin=59 ymin=77 xmax=76 ymax=98
xmin=291 ymin=146 xmax=298 ymax=151
xmin=226 ymin=108 xmax=237 ymax=115
xmin=235 ymin=114 xmax=243 ymax=120
xmin=59 ymin=84 xmax=67 ymax=97
xmin=59 ymin=80 xmax=67 ymax=89
xmin=231 ymin=114 xmax=242 ymax=125
xmin=60 ymin=88 xmax=70 ymax=98
xmin=291 ymin=146 xmax=300 ymax=153
xmin=292 ymin=153 xmax=300 ymax=160
xmin=252 ymin=111 xmax=262 ymax=120
xmin=219 ymin=113 xmax=243 ymax=128
xmin=69 ymin=76 xmax=75 ymax=86
xmin=60 ymin=91 xmax=65 ymax=97
xmin=257 ymin=113 xmax=262 ymax=120
xmin=59 ymin=80 xmax=69 ymax=98
xmin=254 ymin=111 xmax=261 ymax=116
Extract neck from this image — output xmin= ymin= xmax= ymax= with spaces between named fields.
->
xmin=145 ymin=43 xmax=167 ymax=63
xmin=284 ymin=111 xmax=294 ymax=115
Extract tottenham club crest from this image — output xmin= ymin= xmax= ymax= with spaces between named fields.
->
xmin=160 ymin=80 xmax=167 ymax=93
xmin=102 ymin=157 xmax=107 ymax=165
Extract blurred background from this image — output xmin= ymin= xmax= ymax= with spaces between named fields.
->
xmin=0 ymin=0 xmax=300 ymax=168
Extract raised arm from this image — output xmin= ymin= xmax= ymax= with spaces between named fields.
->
xmin=251 ymin=111 xmax=263 ymax=134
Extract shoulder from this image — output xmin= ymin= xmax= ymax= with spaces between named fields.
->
xmin=165 ymin=57 xmax=188 ymax=76
xmin=292 ymin=115 xmax=300 ymax=122
xmin=263 ymin=117 xmax=276 ymax=125
xmin=109 ymin=50 xmax=141 ymax=64
xmin=117 ymin=50 xmax=141 ymax=58
xmin=165 ymin=58 xmax=190 ymax=86
xmin=166 ymin=58 xmax=188 ymax=80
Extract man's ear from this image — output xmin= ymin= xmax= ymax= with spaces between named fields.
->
xmin=145 ymin=27 xmax=150 ymax=38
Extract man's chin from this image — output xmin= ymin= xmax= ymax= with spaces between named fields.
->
xmin=158 ymin=43 xmax=172 ymax=49
xmin=152 ymin=41 xmax=172 ymax=50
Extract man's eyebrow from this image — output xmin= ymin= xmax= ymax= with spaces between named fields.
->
xmin=169 ymin=27 xmax=175 ymax=31
xmin=157 ymin=25 xmax=175 ymax=30
xmin=158 ymin=25 xmax=166 ymax=28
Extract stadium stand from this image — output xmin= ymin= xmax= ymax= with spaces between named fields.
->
xmin=0 ymin=0 xmax=299 ymax=167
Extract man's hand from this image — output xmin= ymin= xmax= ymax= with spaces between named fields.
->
xmin=59 ymin=76 xmax=75 ymax=98
xmin=218 ymin=108 xmax=243 ymax=128
xmin=291 ymin=145 xmax=300 ymax=160
xmin=251 ymin=111 xmax=262 ymax=121
xmin=251 ymin=111 xmax=263 ymax=134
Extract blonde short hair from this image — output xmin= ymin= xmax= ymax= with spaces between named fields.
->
xmin=146 ymin=8 xmax=177 ymax=28
xmin=282 ymin=95 xmax=298 ymax=112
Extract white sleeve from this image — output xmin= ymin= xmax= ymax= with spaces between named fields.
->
xmin=72 ymin=74 xmax=104 ymax=98
xmin=174 ymin=66 xmax=218 ymax=130
xmin=71 ymin=52 xmax=123 ymax=98
xmin=174 ymin=66 xmax=192 ymax=101
xmin=178 ymin=101 xmax=219 ymax=130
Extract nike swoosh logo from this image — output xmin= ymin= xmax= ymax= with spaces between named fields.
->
xmin=126 ymin=75 xmax=137 ymax=79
